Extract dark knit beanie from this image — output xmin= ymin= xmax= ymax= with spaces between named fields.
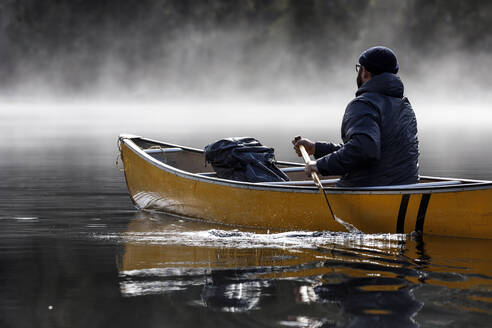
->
xmin=358 ymin=46 xmax=399 ymax=74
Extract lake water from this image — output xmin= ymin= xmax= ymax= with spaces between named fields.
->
xmin=1 ymin=102 xmax=492 ymax=327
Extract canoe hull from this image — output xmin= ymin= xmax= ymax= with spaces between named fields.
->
xmin=120 ymin=137 xmax=492 ymax=238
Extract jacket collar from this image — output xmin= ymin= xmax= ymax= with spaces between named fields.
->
xmin=355 ymin=72 xmax=404 ymax=98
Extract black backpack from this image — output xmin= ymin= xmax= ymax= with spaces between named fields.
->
xmin=204 ymin=137 xmax=290 ymax=183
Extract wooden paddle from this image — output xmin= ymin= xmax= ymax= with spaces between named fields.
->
xmin=299 ymin=145 xmax=360 ymax=233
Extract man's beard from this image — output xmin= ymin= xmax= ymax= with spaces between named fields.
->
xmin=356 ymin=69 xmax=363 ymax=88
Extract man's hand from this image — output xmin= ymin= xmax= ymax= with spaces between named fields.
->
xmin=304 ymin=160 xmax=319 ymax=177
xmin=292 ymin=135 xmax=315 ymax=157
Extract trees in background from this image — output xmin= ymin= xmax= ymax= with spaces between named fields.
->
xmin=1 ymin=0 xmax=491 ymax=94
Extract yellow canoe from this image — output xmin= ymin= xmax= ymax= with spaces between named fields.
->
xmin=118 ymin=134 xmax=492 ymax=239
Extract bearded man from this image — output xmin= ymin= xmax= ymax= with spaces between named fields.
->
xmin=293 ymin=46 xmax=419 ymax=187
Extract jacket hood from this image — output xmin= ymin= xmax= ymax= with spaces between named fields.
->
xmin=356 ymin=72 xmax=404 ymax=98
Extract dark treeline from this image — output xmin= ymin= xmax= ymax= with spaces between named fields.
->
xmin=1 ymin=0 xmax=491 ymax=97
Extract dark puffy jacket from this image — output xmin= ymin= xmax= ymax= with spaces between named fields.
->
xmin=315 ymin=73 xmax=419 ymax=187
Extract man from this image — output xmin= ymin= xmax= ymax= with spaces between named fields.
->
xmin=293 ymin=46 xmax=419 ymax=187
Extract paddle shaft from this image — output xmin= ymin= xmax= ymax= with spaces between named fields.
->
xmin=299 ymin=145 xmax=337 ymax=222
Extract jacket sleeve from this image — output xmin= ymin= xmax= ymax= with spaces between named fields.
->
xmin=314 ymin=142 xmax=342 ymax=159
xmin=315 ymin=101 xmax=381 ymax=176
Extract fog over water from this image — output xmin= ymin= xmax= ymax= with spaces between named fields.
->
xmin=1 ymin=0 xmax=492 ymax=102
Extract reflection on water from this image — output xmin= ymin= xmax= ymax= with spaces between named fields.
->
xmin=94 ymin=212 xmax=491 ymax=326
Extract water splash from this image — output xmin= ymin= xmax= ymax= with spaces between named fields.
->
xmin=96 ymin=227 xmax=405 ymax=251
xmin=334 ymin=215 xmax=362 ymax=234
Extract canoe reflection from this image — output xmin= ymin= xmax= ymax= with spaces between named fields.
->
xmin=309 ymin=278 xmax=422 ymax=327
xmin=201 ymin=273 xmax=269 ymax=312
xmin=117 ymin=213 xmax=492 ymax=324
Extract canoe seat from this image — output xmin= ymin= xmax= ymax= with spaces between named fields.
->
xmin=262 ymin=179 xmax=340 ymax=186
xmin=261 ymin=179 xmax=463 ymax=189
xmin=196 ymin=166 xmax=304 ymax=179
xmin=280 ymin=167 xmax=304 ymax=172
xmin=144 ymin=147 xmax=183 ymax=154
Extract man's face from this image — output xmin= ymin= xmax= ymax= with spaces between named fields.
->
xmin=356 ymin=67 xmax=363 ymax=88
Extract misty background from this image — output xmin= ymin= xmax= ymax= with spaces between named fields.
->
xmin=1 ymin=0 xmax=492 ymax=176
xmin=1 ymin=0 xmax=492 ymax=100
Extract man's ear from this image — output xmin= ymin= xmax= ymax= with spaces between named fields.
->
xmin=362 ymin=67 xmax=372 ymax=80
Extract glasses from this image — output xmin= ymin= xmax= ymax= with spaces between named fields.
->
xmin=355 ymin=64 xmax=361 ymax=73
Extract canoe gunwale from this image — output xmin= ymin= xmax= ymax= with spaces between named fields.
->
xmin=120 ymin=135 xmax=492 ymax=195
